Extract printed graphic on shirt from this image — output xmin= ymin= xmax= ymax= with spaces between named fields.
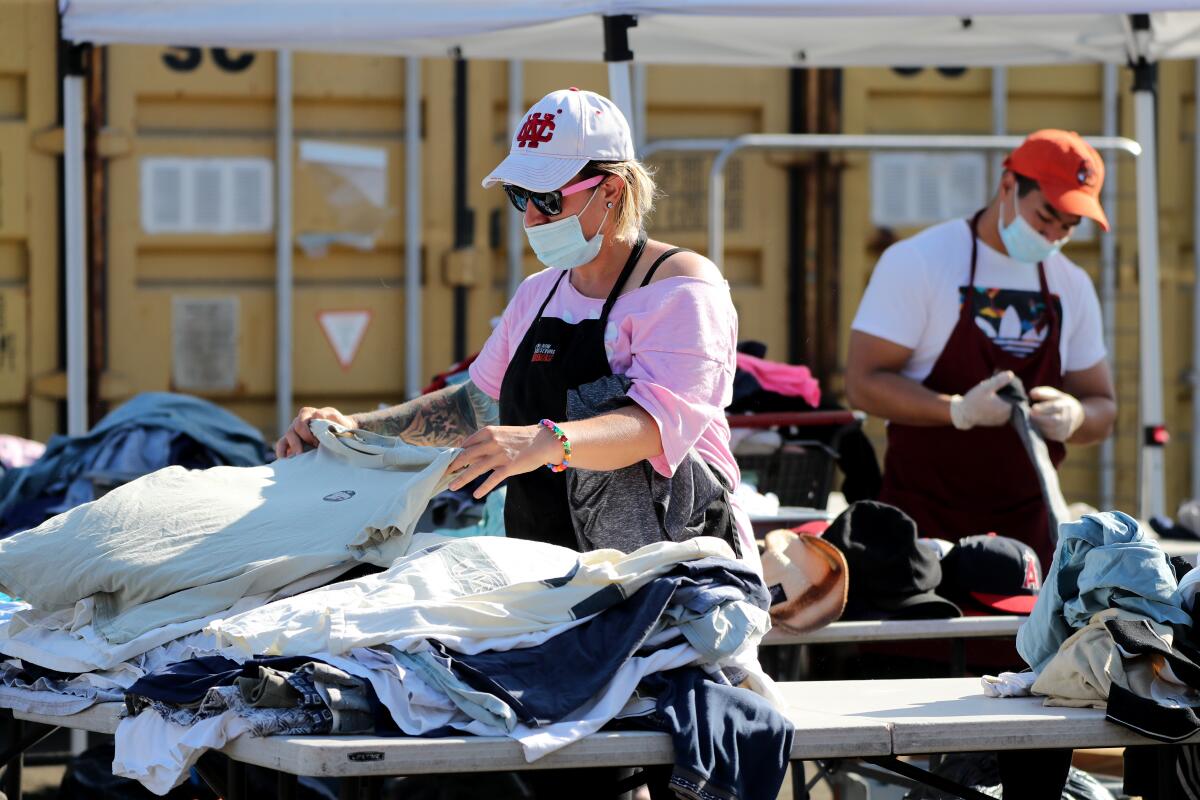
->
xmin=438 ymin=540 xmax=507 ymax=596
xmin=532 ymin=343 xmax=557 ymax=363
xmin=960 ymin=287 xmax=1063 ymax=359
xmin=323 ymin=490 xmax=356 ymax=502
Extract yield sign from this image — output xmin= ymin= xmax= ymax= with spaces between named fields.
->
xmin=317 ymin=310 xmax=372 ymax=371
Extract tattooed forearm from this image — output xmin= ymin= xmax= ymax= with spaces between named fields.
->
xmin=351 ymin=380 xmax=498 ymax=447
xmin=464 ymin=379 xmax=500 ymax=429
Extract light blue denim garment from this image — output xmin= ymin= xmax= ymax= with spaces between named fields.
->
xmin=1017 ymin=511 xmax=1190 ymax=673
xmin=389 ymin=646 xmax=518 ymax=733
xmin=0 ymin=392 xmax=266 ymax=525
xmin=662 ymin=600 xmax=770 ymax=663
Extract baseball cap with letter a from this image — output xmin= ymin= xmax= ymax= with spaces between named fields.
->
xmin=482 ymin=88 xmax=635 ymax=192
xmin=938 ymin=533 xmax=1044 ymax=615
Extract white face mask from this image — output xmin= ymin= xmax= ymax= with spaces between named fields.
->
xmin=997 ymin=190 xmax=1069 ymax=263
xmin=523 ymin=188 xmax=610 ymax=270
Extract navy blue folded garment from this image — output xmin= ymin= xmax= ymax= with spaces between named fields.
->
xmin=435 ymin=577 xmax=676 ymax=725
xmin=441 ymin=557 xmax=768 ymax=726
xmin=125 ymin=655 xmax=318 ymax=706
xmin=19 ymin=660 xmax=81 ymax=683
xmin=637 ymin=667 xmax=793 ymax=800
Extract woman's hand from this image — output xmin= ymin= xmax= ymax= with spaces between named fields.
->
xmin=448 ymin=425 xmax=562 ymax=498
xmin=275 ymin=406 xmax=356 ymax=459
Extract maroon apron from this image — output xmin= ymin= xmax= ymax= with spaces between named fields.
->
xmin=877 ymin=212 xmax=1065 ymax=566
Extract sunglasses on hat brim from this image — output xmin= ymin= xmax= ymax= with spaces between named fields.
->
xmin=503 ymin=175 xmax=604 ymax=216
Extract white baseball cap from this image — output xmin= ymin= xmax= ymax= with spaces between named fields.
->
xmin=482 ymin=88 xmax=635 ymax=192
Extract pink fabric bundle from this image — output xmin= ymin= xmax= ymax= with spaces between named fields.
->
xmin=736 ymin=352 xmax=821 ymax=408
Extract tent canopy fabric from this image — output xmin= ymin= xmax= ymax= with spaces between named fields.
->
xmin=59 ymin=2 xmax=1200 ymax=66
xmin=55 ymin=0 xmax=1186 ymax=517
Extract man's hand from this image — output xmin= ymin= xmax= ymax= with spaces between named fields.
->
xmin=949 ymin=371 xmax=1016 ymax=431
xmin=275 ymin=406 xmax=356 ymax=459
xmin=1029 ymin=386 xmax=1085 ymax=442
xmin=448 ymin=425 xmax=562 ymax=499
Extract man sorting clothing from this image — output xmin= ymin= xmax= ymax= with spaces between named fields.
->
xmin=845 ymin=130 xmax=1116 ymax=565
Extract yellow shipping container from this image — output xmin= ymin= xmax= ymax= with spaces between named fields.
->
xmin=3 ymin=9 xmax=1197 ymax=516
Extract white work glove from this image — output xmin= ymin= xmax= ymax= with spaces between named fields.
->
xmin=949 ymin=371 xmax=1015 ymax=431
xmin=1029 ymin=386 xmax=1085 ymax=442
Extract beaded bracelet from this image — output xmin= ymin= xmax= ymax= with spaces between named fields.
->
xmin=539 ymin=419 xmax=572 ymax=473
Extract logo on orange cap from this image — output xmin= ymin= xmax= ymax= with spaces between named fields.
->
xmin=1077 ymin=161 xmax=1097 ymax=188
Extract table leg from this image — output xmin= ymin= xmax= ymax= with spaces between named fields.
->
xmin=339 ymin=776 xmax=362 ymax=800
xmin=862 ymin=756 xmax=994 ymax=800
xmin=616 ymin=766 xmax=634 ymax=800
xmin=363 ymin=775 xmax=384 ymax=800
xmin=277 ymin=770 xmax=299 ymax=800
xmin=226 ymin=757 xmax=245 ymax=800
xmin=950 ymin=640 xmax=966 ymax=677
xmin=998 ymin=748 xmax=1071 ymax=799
xmin=790 ymin=760 xmax=809 ymax=800
xmin=191 ymin=752 xmax=228 ymax=797
xmin=0 ymin=718 xmax=56 ymax=769
xmin=2 ymin=716 xmax=21 ymax=800
xmin=1159 ymin=745 xmax=1177 ymax=799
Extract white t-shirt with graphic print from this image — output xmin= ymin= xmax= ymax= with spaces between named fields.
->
xmin=851 ymin=218 xmax=1106 ymax=383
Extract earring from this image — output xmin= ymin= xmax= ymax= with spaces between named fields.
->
xmin=606 ymin=202 xmax=614 ymax=208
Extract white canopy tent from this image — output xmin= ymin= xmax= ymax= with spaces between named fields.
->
xmin=58 ymin=3 xmax=1200 ymax=64
xmin=58 ymin=1 xmax=1200 ymax=516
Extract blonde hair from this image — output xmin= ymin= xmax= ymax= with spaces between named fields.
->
xmin=586 ymin=160 xmax=658 ymax=245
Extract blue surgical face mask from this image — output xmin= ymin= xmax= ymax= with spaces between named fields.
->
xmin=997 ymin=190 xmax=1068 ymax=263
xmin=523 ymin=188 xmax=610 ymax=270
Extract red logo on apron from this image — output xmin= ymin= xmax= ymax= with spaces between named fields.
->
xmin=517 ymin=113 xmax=556 ymax=148
xmin=531 ymin=343 xmax=556 ymax=363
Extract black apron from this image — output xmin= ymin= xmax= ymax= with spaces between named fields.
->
xmin=498 ymin=235 xmax=728 ymax=551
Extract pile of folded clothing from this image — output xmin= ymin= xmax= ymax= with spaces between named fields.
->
xmin=983 ymin=511 xmax=1200 ymax=798
xmin=0 ymin=421 xmax=792 ymax=800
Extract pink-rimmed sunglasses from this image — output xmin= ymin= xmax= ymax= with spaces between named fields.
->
xmin=503 ymin=175 xmax=604 ymax=216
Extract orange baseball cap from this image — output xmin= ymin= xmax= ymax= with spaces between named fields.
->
xmin=1004 ymin=129 xmax=1109 ymax=231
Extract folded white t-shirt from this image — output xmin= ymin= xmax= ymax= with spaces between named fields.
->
xmin=208 ymin=533 xmax=738 ymax=657
xmin=0 ymin=421 xmax=458 ymax=643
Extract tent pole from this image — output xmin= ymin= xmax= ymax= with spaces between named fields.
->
xmin=1101 ymin=63 xmax=1119 ymax=510
xmin=275 ymin=50 xmax=293 ymax=437
xmin=603 ymin=15 xmax=637 ymax=135
xmin=990 ymin=67 xmax=1007 ymax=186
xmin=606 ymin=63 xmax=634 ymax=135
xmin=507 ymin=60 xmax=524 ymax=301
xmin=633 ymin=63 xmax=648 ymax=156
xmin=451 ymin=54 xmax=470 ymax=364
xmin=1193 ymin=58 xmax=1200 ymax=504
xmin=1131 ymin=46 xmax=1167 ymax=519
xmin=63 ymin=43 xmax=89 ymax=437
xmin=405 ymin=57 xmax=422 ymax=399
